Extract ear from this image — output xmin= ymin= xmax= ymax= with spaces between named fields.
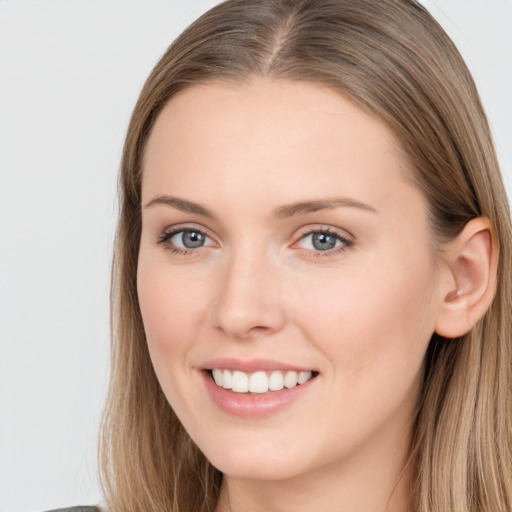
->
xmin=435 ymin=217 xmax=498 ymax=338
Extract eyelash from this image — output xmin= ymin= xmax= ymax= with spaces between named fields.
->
xmin=295 ymin=228 xmax=353 ymax=258
xmin=155 ymin=227 xmax=213 ymax=256
xmin=155 ymin=226 xmax=354 ymax=258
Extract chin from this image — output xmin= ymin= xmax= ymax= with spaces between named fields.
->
xmin=200 ymin=438 xmax=312 ymax=481
xmin=213 ymin=458 xmax=307 ymax=482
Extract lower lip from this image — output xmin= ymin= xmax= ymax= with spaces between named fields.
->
xmin=201 ymin=371 xmax=317 ymax=418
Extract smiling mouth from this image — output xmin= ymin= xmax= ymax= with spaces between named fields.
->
xmin=208 ymin=369 xmax=318 ymax=394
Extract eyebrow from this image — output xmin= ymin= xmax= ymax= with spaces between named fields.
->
xmin=273 ymin=197 xmax=378 ymax=218
xmin=144 ymin=195 xmax=214 ymax=217
xmin=143 ymin=194 xmax=378 ymax=218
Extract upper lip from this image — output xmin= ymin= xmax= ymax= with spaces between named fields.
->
xmin=200 ymin=358 xmax=317 ymax=373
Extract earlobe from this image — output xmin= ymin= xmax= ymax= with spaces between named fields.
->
xmin=435 ymin=217 xmax=498 ymax=339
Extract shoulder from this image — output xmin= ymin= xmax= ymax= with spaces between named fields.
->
xmin=44 ymin=507 xmax=101 ymax=512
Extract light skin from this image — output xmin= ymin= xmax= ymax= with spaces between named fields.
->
xmin=137 ymin=79 xmax=496 ymax=512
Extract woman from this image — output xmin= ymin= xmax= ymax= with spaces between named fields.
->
xmin=69 ymin=0 xmax=512 ymax=511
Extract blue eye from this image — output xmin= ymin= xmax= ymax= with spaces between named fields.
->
xmin=156 ymin=226 xmax=351 ymax=256
xmin=171 ymin=230 xmax=207 ymax=249
xmin=157 ymin=228 xmax=214 ymax=253
xmin=297 ymin=230 xmax=352 ymax=253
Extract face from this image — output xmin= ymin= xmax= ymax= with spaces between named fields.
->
xmin=137 ymin=79 xmax=447 ymax=482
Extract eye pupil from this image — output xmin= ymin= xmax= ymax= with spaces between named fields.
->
xmin=312 ymin=233 xmax=337 ymax=251
xmin=182 ymin=230 xmax=205 ymax=248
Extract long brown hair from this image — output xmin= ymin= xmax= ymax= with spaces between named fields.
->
xmin=99 ymin=1 xmax=512 ymax=510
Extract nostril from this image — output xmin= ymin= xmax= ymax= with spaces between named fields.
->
xmin=214 ymin=322 xmax=278 ymax=341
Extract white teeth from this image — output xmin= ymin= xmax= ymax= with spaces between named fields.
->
xmin=298 ymin=371 xmax=312 ymax=384
xmin=249 ymin=371 xmax=268 ymax=393
xmin=211 ymin=368 xmax=315 ymax=393
xmin=269 ymin=371 xmax=284 ymax=391
xmin=212 ymin=369 xmax=223 ymax=386
xmin=284 ymin=371 xmax=298 ymax=389
xmin=222 ymin=369 xmax=232 ymax=389
xmin=232 ymin=370 xmax=249 ymax=392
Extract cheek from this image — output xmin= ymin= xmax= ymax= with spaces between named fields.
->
xmin=288 ymin=251 xmax=437 ymax=381
xmin=136 ymin=254 xmax=210 ymax=373
xmin=286 ymin=258 xmax=438 ymax=450
xmin=136 ymin=255 xmax=217 ymax=429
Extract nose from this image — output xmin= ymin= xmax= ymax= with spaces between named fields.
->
xmin=211 ymin=251 xmax=286 ymax=340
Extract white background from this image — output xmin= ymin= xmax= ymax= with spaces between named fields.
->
xmin=0 ymin=1 xmax=510 ymax=511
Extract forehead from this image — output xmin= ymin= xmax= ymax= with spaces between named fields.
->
xmin=142 ymin=78 xmax=416 ymax=216
xmin=144 ymin=78 xmax=401 ymax=162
